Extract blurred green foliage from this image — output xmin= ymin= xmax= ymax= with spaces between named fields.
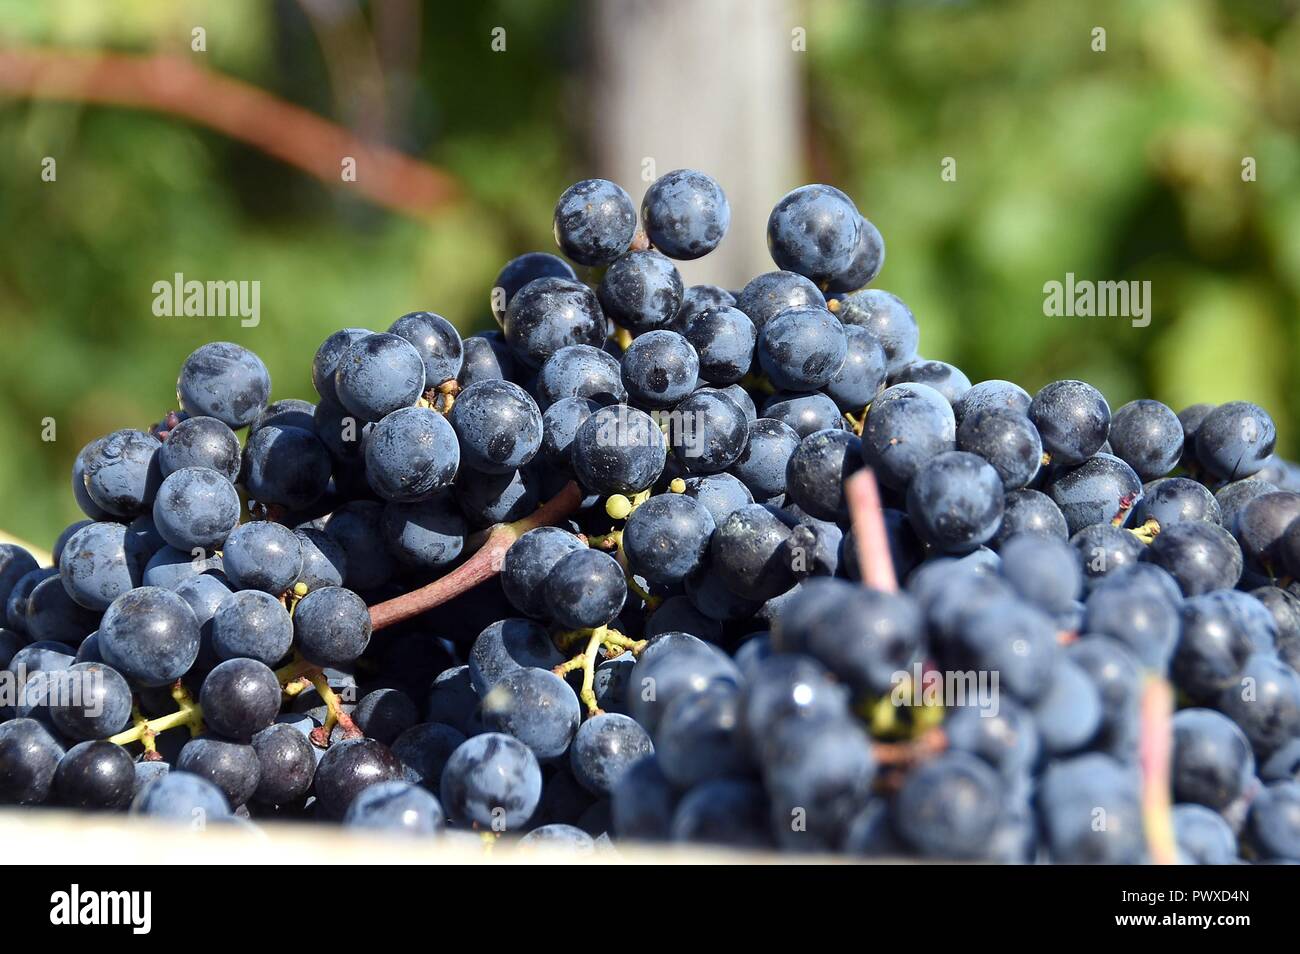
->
xmin=0 ymin=0 xmax=578 ymax=545
xmin=1 ymin=0 xmax=1298 ymax=548
xmin=806 ymin=0 xmax=1300 ymax=437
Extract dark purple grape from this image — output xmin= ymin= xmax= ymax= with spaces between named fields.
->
xmin=541 ymin=396 xmax=600 ymax=474
xmin=199 ymin=658 xmax=282 ymax=741
xmin=324 ymin=501 xmax=394 ymax=591
xmin=764 ymin=392 xmax=845 ymax=438
xmin=728 ymin=417 xmax=799 ymax=501
xmin=623 ymin=493 xmax=714 ymax=586
xmin=1172 ymin=708 xmax=1255 ymax=811
xmin=1237 ymin=491 xmax=1300 ymax=570
xmin=57 ymin=521 xmax=148 ymax=612
xmin=448 ymin=380 xmax=542 ymax=476
xmin=890 ymin=359 xmax=971 ymax=406
xmin=241 ymin=423 xmax=332 ymax=511
xmin=130 ymin=771 xmax=230 ymax=822
xmin=553 ymin=179 xmax=636 ymax=266
xmin=480 ymin=667 xmax=580 ymax=761
xmin=253 ymin=399 xmax=316 ymax=435
xmin=344 ymin=779 xmax=445 ymax=834
xmin=993 ymin=489 xmax=1068 ymax=547
xmin=1142 ymin=521 xmax=1243 ymax=596
xmin=956 ymin=409 xmax=1042 ymax=491
xmin=314 ymin=737 xmax=403 ymax=820
xmin=381 ymin=494 xmax=466 ymax=570
xmin=536 ymin=345 xmax=626 ymax=410
xmin=334 ymin=333 xmax=427 ymax=422
xmin=598 ymin=249 xmax=684 ymax=334
xmin=708 ymin=504 xmax=810 ymax=602
xmin=1108 ymin=399 xmax=1183 ymax=481
xmin=365 ymin=406 xmax=460 ymax=501
xmin=834 ymin=289 xmax=918 ymax=374
xmin=611 ymin=755 xmax=677 ymax=841
xmin=861 ymin=383 xmax=955 ymax=491
xmin=503 ymin=277 xmax=606 ymax=369
xmin=1194 ymin=401 xmax=1276 ymax=480
xmin=1029 ymin=380 xmax=1111 ymax=467
xmin=1132 ymin=477 xmax=1221 ymax=531
xmin=388 ymin=311 xmax=463 ymax=390
xmin=439 ymin=732 xmax=541 ymax=831
xmin=1219 ymin=653 xmax=1300 ymax=756
xmin=774 ymin=578 xmax=921 ymax=698
xmin=0 ymin=718 xmax=64 ymax=805
xmin=823 ymin=324 xmax=886 ymax=412
xmin=392 ymin=722 xmax=466 ymax=792
xmin=1245 ymin=781 xmax=1300 ymax=861
xmin=766 ymin=184 xmax=861 ymax=285
xmin=294 ymin=528 xmax=347 ymax=592
xmin=894 ymin=752 xmax=1002 ymax=860
xmin=825 ymin=215 xmax=884 ymax=293
xmin=621 ymin=330 xmax=699 ymax=409
xmin=669 ymin=778 xmax=773 ymax=848
xmin=312 ymin=329 xmax=372 ymax=405
xmin=177 ymin=342 xmax=271 ymax=429
xmin=292 ymin=586 xmax=372 ymax=667
xmin=491 ymin=252 xmax=577 ymax=325
xmin=223 ymin=520 xmax=302 ymax=595
xmin=735 ymin=270 xmax=824 ymax=330
xmin=544 ymin=548 xmax=627 ymax=630
xmin=669 ymin=389 xmax=749 ymax=475
xmin=642 ymin=169 xmax=729 ymax=260
xmin=785 ymin=429 xmax=861 ymax=521
xmin=571 ymin=404 xmax=667 ymax=495
xmin=955 ymin=379 xmax=1031 ymax=424
xmin=53 ymin=740 xmax=135 ymax=810
xmin=468 ymin=618 xmax=563 ymax=695
xmin=49 ymin=661 xmax=133 ymax=740
xmin=459 ymin=331 xmax=516 ymax=388
xmin=674 ymin=284 xmax=736 ymax=330
xmin=906 ymin=451 xmax=1004 ymax=554
xmin=250 ymin=722 xmax=317 ymax=806
xmin=177 ymin=735 xmax=262 ymax=808
xmin=159 ymin=415 xmax=242 ymax=481
xmin=210 ymin=590 xmax=293 ymax=666
xmin=1070 ymin=524 xmax=1144 ymax=585
xmin=683 ymin=306 xmax=756 ymax=385
xmin=1045 ymin=452 xmax=1143 ymax=536
xmin=99 ymin=586 xmax=198 ymax=687
xmin=82 ymin=429 xmax=163 ymax=519
xmin=757 ymin=307 xmax=847 ymax=392
xmin=761 ymin=716 xmax=877 ymax=851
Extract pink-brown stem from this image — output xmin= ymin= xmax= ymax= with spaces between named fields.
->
xmin=846 ymin=468 xmax=898 ymax=592
xmin=368 ymin=481 xmax=584 ymax=631
xmin=872 ymin=728 xmax=946 ymax=766
xmin=1139 ymin=675 xmax=1178 ymax=864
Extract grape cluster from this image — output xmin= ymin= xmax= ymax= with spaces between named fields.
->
xmin=2 ymin=169 xmax=1299 ymax=866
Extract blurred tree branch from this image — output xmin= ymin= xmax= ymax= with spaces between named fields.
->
xmin=0 ymin=48 xmax=457 ymax=220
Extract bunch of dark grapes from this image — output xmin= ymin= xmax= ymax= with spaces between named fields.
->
xmin=2 ymin=169 xmax=1299 ymax=865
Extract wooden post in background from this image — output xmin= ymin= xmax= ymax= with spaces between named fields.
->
xmin=586 ymin=0 xmax=804 ymax=290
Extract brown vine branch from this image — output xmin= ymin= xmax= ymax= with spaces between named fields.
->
xmin=845 ymin=468 xmax=898 ymax=592
xmin=368 ymin=481 xmax=584 ymax=631
xmin=0 ymin=48 xmax=458 ymax=220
